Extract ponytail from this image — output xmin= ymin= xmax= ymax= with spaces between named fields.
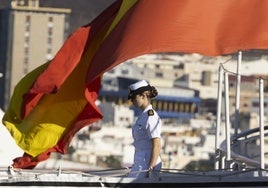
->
xmin=149 ymin=86 xmax=158 ymax=98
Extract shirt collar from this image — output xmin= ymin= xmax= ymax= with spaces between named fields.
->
xmin=143 ymin=104 xmax=152 ymax=113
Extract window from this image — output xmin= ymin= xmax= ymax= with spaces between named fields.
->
xmin=155 ymin=72 xmax=163 ymax=78
xmin=121 ymin=69 xmax=129 ymax=75
xmin=252 ymin=102 xmax=259 ymax=107
xmin=174 ymin=64 xmax=184 ymax=69
xmin=49 ymin=16 xmax=53 ymax=22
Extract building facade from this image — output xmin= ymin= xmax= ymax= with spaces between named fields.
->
xmin=99 ymin=76 xmax=201 ymax=121
xmin=0 ymin=0 xmax=71 ymax=109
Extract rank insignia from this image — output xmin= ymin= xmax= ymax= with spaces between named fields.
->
xmin=148 ymin=109 xmax=154 ymax=116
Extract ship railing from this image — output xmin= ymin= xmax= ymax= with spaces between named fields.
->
xmin=215 ymin=51 xmax=268 ymax=170
xmin=217 ymin=125 xmax=268 ymax=170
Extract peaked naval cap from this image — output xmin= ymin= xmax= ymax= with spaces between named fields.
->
xmin=128 ymin=80 xmax=151 ymax=99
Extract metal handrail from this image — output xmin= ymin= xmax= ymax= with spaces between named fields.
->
xmin=232 ymin=125 xmax=268 ymax=143
xmin=217 ymin=125 xmax=268 ymax=169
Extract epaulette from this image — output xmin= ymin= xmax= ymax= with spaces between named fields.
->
xmin=148 ymin=109 xmax=154 ymax=116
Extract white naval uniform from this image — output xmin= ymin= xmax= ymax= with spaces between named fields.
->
xmin=128 ymin=105 xmax=162 ymax=178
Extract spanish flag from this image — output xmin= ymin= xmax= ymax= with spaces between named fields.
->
xmin=3 ymin=0 xmax=268 ymax=169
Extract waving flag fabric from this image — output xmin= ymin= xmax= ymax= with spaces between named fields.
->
xmin=87 ymin=0 xmax=268 ymax=82
xmin=2 ymin=0 xmax=268 ymax=168
xmin=2 ymin=0 xmax=124 ymax=169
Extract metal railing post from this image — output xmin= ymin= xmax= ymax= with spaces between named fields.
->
xmin=259 ymin=78 xmax=265 ymax=169
xmin=215 ymin=65 xmax=224 ymax=170
xmin=234 ymin=51 xmax=242 ymax=137
xmin=224 ymin=72 xmax=231 ymax=169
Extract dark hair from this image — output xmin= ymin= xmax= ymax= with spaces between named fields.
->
xmin=128 ymin=84 xmax=158 ymax=100
xmin=148 ymin=86 xmax=158 ymax=99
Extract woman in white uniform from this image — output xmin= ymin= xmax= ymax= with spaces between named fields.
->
xmin=127 ymin=80 xmax=162 ymax=178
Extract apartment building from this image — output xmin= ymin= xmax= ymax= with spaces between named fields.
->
xmin=0 ymin=0 xmax=71 ymax=109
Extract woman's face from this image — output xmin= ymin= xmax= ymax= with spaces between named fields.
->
xmin=131 ymin=93 xmax=148 ymax=109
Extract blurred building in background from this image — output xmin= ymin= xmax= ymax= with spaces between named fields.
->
xmin=0 ymin=0 xmax=71 ymax=109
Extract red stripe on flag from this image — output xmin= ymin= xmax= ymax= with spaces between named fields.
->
xmin=87 ymin=0 xmax=268 ymax=83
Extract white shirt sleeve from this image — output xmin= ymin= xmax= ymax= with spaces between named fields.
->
xmin=147 ymin=114 xmax=161 ymax=139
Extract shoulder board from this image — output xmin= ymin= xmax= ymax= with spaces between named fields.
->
xmin=148 ymin=109 xmax=154 ymax=116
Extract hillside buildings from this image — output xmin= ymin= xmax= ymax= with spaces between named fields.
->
xmin=63 ymin=51 xmax=268 ymax=170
